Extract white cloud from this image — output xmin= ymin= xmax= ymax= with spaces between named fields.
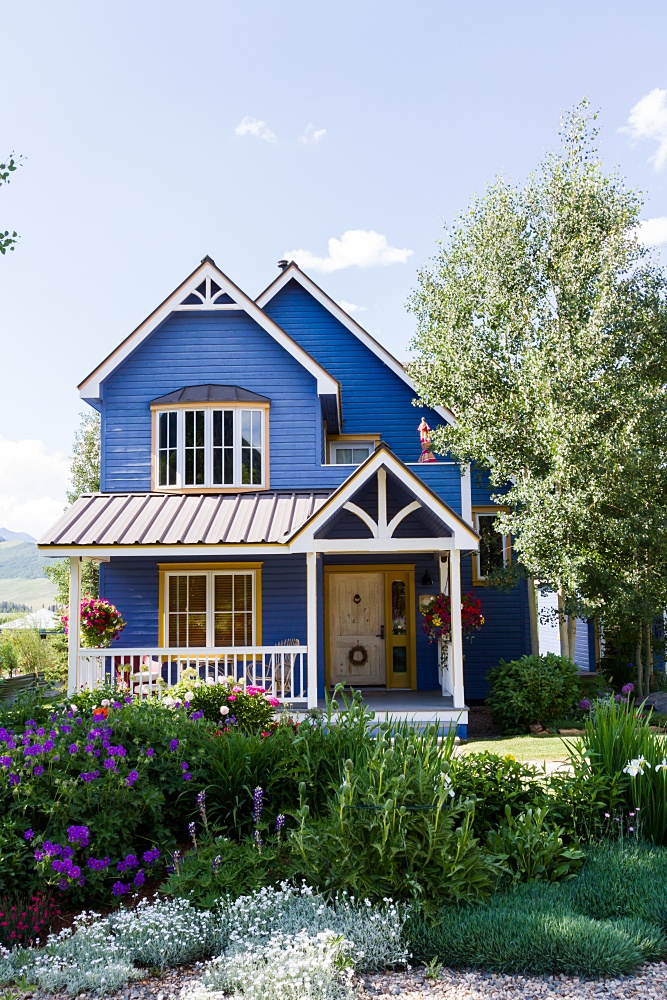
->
xmin=234 ymin=116 xmax=277 ymax=144
xmin=299 ymin=124 xmax=326 ymax=144
xmin=338 ymin=299 xmax=366 ymax=314
xmin=285 ymin=229 xmax=413 ymax=273
xmin=621 ymin=89 xmax=667 ymax=170
xmin=0 ymin=436 xmax=69 ymax=538
xmin=636 ymin=217 xmax=667 ymax=246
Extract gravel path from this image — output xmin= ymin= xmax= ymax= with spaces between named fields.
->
xmin=17 ymin=962 xmax=667 ymax=999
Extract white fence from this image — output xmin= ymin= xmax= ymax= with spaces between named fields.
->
xmin=76 ymin=646 xmax=308 ymax=704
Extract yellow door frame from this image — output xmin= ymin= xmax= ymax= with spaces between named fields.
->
xmin=323 ymin=564 xmax=416 ymax=690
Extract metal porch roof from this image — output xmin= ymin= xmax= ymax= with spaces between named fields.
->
xmin=38 ymin=491 xmax=333 ymax=547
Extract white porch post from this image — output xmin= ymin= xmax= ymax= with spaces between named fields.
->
xmin=449 ymin=549 xmax=465 ymax=708
xmin=306 ymin=551 xmax=318 ymax=709
xmin=67 ymin=556 xmax=81 ymax=696
xmin=438 ymin=553 xmax=452 ymax=697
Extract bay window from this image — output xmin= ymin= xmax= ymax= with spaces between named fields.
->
xmin=155 ymin=407 xmax=266 ymax=489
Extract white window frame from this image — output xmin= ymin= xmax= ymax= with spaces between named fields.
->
xmin=155 ymin=407 xmax=266 ymax=489
xmin=328 ymin=439 xmax=376 ymax=466
xmin=164 ymin=569 xmax=257 ymax=647
xmin=473 ymin=510 xmax=510 ymax=582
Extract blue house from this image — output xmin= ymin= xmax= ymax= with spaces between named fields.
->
xmin=39 ymin=258 xmax=536 ymax=734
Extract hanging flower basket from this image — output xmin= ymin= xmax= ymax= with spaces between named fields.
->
xmin=420 ymin=592 xmax=485 ymax=644
xmin=61 ymin=597 xmax=126 ymax=648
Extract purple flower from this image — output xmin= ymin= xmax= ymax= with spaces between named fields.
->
xmin=68 ymin=743 xmax=78 ymax=755
xmin=60 ymin=725 xmax=72 ymax=733
xmin=142 ymin=847 xmax=160 ymax=865
xmin=124 ymin=696 xmax=132 ymax=703
xmin=87 ymin=857 xmax=111 ymax=870
xmin=117 ymin=853 xmax=139 ymax=872
xmin=125 ymin=770 xmax=139 ymax=787
xmin=188 ymin=821 xmax=196 ymax=845
xmin=26 ymin=719 xmax=36 ymax=727
xmin=75 ymin=717 xmax=83 ymax=726
xmin=112 ymin=881 xmax=128 ymax=896
xmin=181 ymin=761 xmax=189 ymax=771
xmin=0 ymin=756 xmax=12 ymax=767
xmin=33 ymin=765 xmax=44 ymax=776
xmin=85 ymin=743 xmax=95 ymax=753
xmin=112 ymin=701 xmax=122 ymax=709
xmin=275 ymin=813 xmax=285 ymax=834
xmin=24 ymin=828 xmax=34 ymax=840
xmin=8 ymin=773 xmax=20 ymax=786
xmin=50 ymin=713 xmax=58 ymax=722
xmin=49 ymin=730 xmax=57 ymax=738
xmin=254 ymin=829 xmax=263 ymax=850
xmin=579 ymin=699 xmax=591 ymax=711
xmin=169 ymin=739 xmax=179 ymax=752
xmin=67 ymin=825 xmax=90 ymax=847
xmin=36 ymin=727 xmax=45 ymax=736
xmin=133 ymin=868 xmax=145 ymax=887
xmin=103 ymin=759 xmax=117 ymax=771
xmin=189 ymin=710 xmax=204 ymax=720
xmin=145 ymin=748 xmax=155 ymax=758
xmin=614 ymin=694 xmax=624 ymax=703
xmin=80 ymin=769 xmax=100 ymax=782
xmin=622 ymin=683 xmax=635 ymax=695
xmin=253 ymin=786 xmax=263 ymax=826
xmin=183 ymin=772 xmax=192 ymax=781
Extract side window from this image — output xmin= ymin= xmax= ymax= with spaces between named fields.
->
xmin=474 ymin=512 xmax=509 ymax=581
xmin=329 ymin=441 xmax=375 ymax=465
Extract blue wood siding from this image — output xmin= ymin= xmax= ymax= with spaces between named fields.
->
xmin=262 ymin=280 xmax=446 ymax=464
xmin=100 ymin=311 xmax=322 ymax=492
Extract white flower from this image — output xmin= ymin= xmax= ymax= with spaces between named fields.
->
xmin=219 ymin=705 xmax=230 ymax=716
xmin=163 ymin=696 xmax=175 ymax=708
xmin=101 ymin=699 xmax=111 ymax=707
xmin=70 ymin=704 xmax=78 ymax=713
xmin=184 ymin=691 xmax=194 ymax=702
xmin=655 ymin=758 xmax=667 ymax=772
xmin=623 ymin=758 xmax=647 ymax=777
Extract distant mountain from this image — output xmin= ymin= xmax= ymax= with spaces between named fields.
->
xmin=0 ymin=527 xmax=36 ymax=543
xmin=0 ymin=541 xmax=52 ymax=579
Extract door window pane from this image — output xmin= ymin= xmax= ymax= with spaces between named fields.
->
xmin=392 ymin=646 xmax=407 ymax=673
xmin=391 ymin=580 xmax=407 ymax=635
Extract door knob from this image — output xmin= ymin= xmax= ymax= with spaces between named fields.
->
xmin=376 ymin=625 xmax=385 ymax=639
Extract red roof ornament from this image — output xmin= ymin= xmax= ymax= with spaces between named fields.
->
xmin=418 ymin=417 xmax=437 ymax=463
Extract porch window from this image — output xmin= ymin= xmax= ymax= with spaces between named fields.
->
xmin=165 ymin=570 xmax=256 ymax=647
xmin=473 ymin=510 xmax=510 ymax=582
xmin=155 ymin=408 xmax=266 ymax=489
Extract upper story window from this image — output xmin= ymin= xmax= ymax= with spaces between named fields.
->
xmin=151 ymin=385 xmax=269 ymax=491
xmin=328 ymin=437 xmax=379 ymax=465
xmin=472 ymin=508 xmax=510 ymax=584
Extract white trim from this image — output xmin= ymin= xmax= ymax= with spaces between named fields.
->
xmin=256 ymin=263 xmax=457 ymax=426
xmin=38 ymin=544 xmax=288 ymax=557
xmin=306 ymin=552 xmax=318 ymax=709
xmin=449 ymin=549 xmax=465 ymax=709
xmin=343 ymin=502 xmax=379 ymax=538
xmin=68 ymin=557 xmax=81 ymax=696
xmin=328 ymin=440 xmax=374 ymax=465
xmin=289 ymin=446 xmax=480 ymax=551
xmin=313 ymin=537 xmax=455 ymax=553
xmin=460 ymin=464 xmax=472 ymax=525
xmin=79 ymin=260 xmax=340 ymax=403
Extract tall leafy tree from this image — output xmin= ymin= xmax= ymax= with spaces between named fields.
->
xmin=46 ymin=413 xmax=101 ymax=604
xmin=408 ymin=102 xmax=667 ymax=678
xmin=1 ymin=153 xmax=21 ymax=255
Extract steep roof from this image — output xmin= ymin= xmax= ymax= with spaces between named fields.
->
xmin=78 ymin=258 xmax=341 ymax=431
xmin=255 ymin=262 xmax=456 ymax=426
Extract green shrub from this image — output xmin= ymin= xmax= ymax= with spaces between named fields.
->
xmin=161 ymin=835 xmax=293 ymax=907
xmin=289 ymin=724 xmax=498 ymax=909
xmin=486 ymin=653 xmax=580 ymax=733
xmin=486 ymin=805 xmax=585 ymax=883
xmin=184 ymin=681 xmax=276 ymax=733
xmin=449 ymin=752 xmax=546 ymax=835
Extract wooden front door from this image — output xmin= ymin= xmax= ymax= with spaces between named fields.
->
xmin=329 ymin=572 xmax=386 ymax=685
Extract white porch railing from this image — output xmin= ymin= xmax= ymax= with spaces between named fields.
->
xmin=76 ymin=646 xmax=308 ymax=704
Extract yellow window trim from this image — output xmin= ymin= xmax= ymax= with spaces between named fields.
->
xmin=158 ymin=562 xmax=263 ymax=646
xmin=326 ymin=434 xmax=381 ymax=465
xmin=471 ymin=506 xmax=511 ymax=586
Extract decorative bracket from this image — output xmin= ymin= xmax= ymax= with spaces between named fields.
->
xmin=343 ymin=468 xmax=422 ymax=539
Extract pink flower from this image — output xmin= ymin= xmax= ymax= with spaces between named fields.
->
xmin=228 ymin=695 xmax=237 ymax=701
xmin=269 ymin=697 xmax=280 ymax=707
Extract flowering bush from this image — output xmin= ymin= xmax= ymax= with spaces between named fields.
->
xmin=62 ymin=597 xmax=126 ymax=648
xmin=164 ymin=670 xmax=279 ymax=734
xmin=420 ymin=592 xmax=484 ymax=643
xmin=0 ymin=891 xmax=61 ymax=947
xmin=486 ymin=653 xmax=580 ymax=733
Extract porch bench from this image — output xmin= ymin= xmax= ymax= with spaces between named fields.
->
xmin=0 ymin=671 xmax=54 ymax=705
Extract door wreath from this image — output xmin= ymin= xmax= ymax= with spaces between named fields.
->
xmin=348 ymin=643 xmax=369 ymax=667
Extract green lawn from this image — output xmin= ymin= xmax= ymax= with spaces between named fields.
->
xmin=458 ymin=734 xmax=578 ymax=763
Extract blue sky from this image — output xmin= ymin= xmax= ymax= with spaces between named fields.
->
xmin=1 ymin=0 xmax=667 ymax=535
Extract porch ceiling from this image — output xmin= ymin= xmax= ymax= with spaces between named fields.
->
xmin=38 ymin=490 xmax=333 ymax=547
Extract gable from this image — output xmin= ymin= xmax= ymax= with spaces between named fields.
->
xmin=78 ymin=258 xmax=340 ymax=431
xmin=257 ymin=271 xmax=452 ymax=461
